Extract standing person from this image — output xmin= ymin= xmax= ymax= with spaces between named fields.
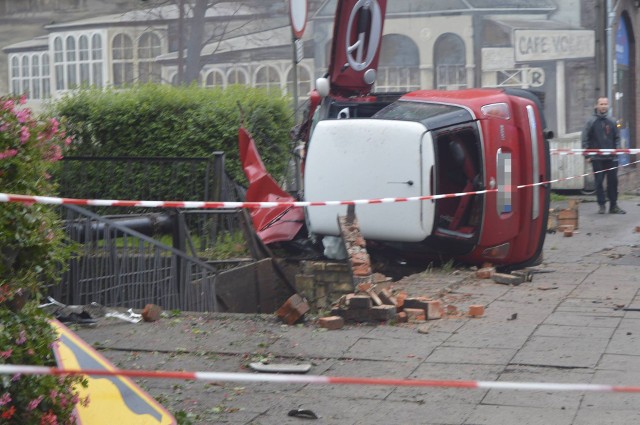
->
xmin=581 ymin=97 xmax=626 ymax=214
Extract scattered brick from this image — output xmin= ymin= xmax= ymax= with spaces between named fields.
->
xmin=396 ymin=311 xmax=408 ymax=323
xmin=426 ymin=300 xmax=443 ymax=320
xmin=318 ymin=316 xmax=344 ymax=330
xmin=492 ymin=272 xmax=525 ymax=286
xmin=404 ymin=308 xmax=426 ymax=322
xmin=356 ymin=282 xmax=373 ymax=293
xmin=142 ymin=304 xmax=162 ymax=322
xmin=446 ymin=304 xmax=459 ymax=315
xmin=468 ymin=305 xmax=485 ymax=317
xmin=404 ymin=297 xmax=431 ymax=312
xmin=395 ymin=292 xmax=408 ymax=310
xmin=276 ymin=294 xmax=310 ymax=325
xmin=370 ymin=305 xmax=397 ymax=321
xmin=476 ymin=267 xmax=495 ymax=279
xmin=347 ymin=294 xmax=372 ymax=309
xmin=377 ymin=288 xmax=397 ymax=306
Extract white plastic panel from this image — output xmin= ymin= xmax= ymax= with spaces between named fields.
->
xmin=304 ymin=119 xmax=435 ymax=242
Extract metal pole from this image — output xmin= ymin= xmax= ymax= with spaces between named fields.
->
xmin=291 ymin=36 xmax=299 ymax=120
xmin=606 ymin=0 xmax=617 ymax=107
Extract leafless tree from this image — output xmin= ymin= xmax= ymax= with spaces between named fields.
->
xmin=145 ymin=0 xmax=271 ymax=85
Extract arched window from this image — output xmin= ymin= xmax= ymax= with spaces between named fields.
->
xmin=377 ymin=34 xmax=420 ymax=92
xmin=286 ymin=64 xmax=311 ymax=97
xmin=203 ymin=69 xmax=224 ymax=88
xmin=254 ymin=65 xmax=281 ymax=93
xmin=227 ymin=67 xmax=248 ymax=85
xmin=21 ymin=56 xmax=29 ymax=96
xmin=138 ymin=32 xmax=161 ymax=83
xmin=91 ymin=34 xmax=103 ymax=87
xmin=31 ymin=55 xmax=40 ymax=99
xmin=10 ymin=56 xmax=20 ymax=95
xmin=112 ymin=33 xmax=134 ymax=86
xmin=54 ymin=36 xmax=64 ymax=91
xmin=79 ymin=35 xmax=90 ymax=85
xmin=65 ymin=36 xmax=77 ymax=88
xmin=434 ymin=33 xmax=467 ymax=90
xmin=42 ymin=53 xmax=51 ymax=98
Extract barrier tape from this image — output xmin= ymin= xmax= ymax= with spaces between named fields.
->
xmin=0 ymin=364 xmax=639 ymax=393
xmin=551 ymin=148 xmax=640 ymax=156
xmin=1 ymin=159 xmax=638 ymax=210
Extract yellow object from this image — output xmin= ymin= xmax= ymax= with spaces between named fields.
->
xmin=50 ymin=319 xmax=176 ymax=425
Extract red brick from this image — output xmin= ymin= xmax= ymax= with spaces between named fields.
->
xmin=377 ymin=288 xmax=397 ymax=306
xmin=404 ymin=308 xmax=426 ymax=322
xmin=347 ymin=294 xmax=372 ymax=309
xmin=396 ymin=311 xmax=408 ymax=323
xmin=476 ymin=267 xmax=495 ymax=279
xmin=142 ymin=304 xmax=162 ymax=322
xmin=356 ymin=282 xmax=373 ymax=293
xmin=395 ymin=292 xmax=408 ymax=310
xmin=276 ymin=294 xmax=310 ymax=325
xmin=468 ymin=305 xmax=485 ymax=317
xmin=426 ymin=300 xmax=443 ymax=320
xmin=318 ymin=316 xmax=344 ymax=330
xmin=404 ymin=297 xmax=431 ymax=312
xmin=370 ymin=305 xmax=396 ymax=321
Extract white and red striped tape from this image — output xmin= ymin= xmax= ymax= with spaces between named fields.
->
xmin=551 ymin=148 xmax=640 ymax=156
xmin=0 ymin=156 xmax=638 ymax=210
xmin=0 ymin=364 xmax=639 ymax=393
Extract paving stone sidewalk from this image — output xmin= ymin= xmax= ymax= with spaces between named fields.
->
xmin=74 ymin=196 xmax=640 ymax=425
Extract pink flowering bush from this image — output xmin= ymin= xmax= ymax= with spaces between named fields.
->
xmin=0 ymin=307 xmax=88 ymax=424
xmin=0 ymin=95 xmax=87 ymax=424
xmin=0 ymin=95 xmax=72 ymax=303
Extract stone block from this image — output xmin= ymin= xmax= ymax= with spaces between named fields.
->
xmin=318 ymin=316 xmax=344 ymax=330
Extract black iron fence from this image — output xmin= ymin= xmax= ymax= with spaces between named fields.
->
xmin=51 ymin=204 xmax=220 ymax=311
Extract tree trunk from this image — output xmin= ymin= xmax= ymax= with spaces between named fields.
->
xmin=184 ymin=0 xmax=208 ymax=84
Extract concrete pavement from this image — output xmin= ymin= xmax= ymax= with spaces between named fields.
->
xmin=74 ymin=196 xmax=640 ymax=425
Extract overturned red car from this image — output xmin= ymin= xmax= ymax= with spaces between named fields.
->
xmin=242 ymin=0 xmax=551 ymax=269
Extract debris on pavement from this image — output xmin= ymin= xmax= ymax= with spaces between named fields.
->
xmin=287 ymin=408 xmax=318 ymax=419
xmin=276 ymin=293 xmax=310 ymax=325
xmin=468 ymin=305 xmax=485 ymax=317
xmin=249 ymin=363 xmax=312 ymax=374
xmin=141 ymin=303 xmax=162 ymax=322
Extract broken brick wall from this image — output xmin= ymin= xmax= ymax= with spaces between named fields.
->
xmin=295 ymin=261 xmax=354 ymax=312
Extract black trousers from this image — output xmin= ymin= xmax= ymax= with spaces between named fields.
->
xmin=591 ymin=159 xmax=618 ymax=207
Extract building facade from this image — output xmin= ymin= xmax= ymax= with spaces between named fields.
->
xmin=2 ymin=0 xmax=639 ymax=190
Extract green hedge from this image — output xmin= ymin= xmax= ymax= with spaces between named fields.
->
xmin=51 ymin=84 xmax=294 ymax=190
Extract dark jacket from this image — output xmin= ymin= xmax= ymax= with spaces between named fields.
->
xmin=581 ymin=109 xmax=620 ymax=160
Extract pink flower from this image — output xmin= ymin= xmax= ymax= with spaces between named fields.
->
xmin=3 ymin=99 xmax=14 ymax=111
xmin=19 ymin=95 xmax=26 ymax=105
xmin=0 ymin=349 xmax=12 ymax=359
xmin=27 ymin=395 xmax=43 ymax=411
xmin=49 ymin=389 xmax=58 ymax=400
xmin=15 ymin=330 xmax=26 ymax=345
xmin=11 ymin=373 xmax=21 ymax=382
xmin=20 ymin=126 xmax=30 ymax=143
xmin=15 ymin=108 xmax=30 ymax=123
xmin=0 ymin=123 xmax=8 ymax=132
xmin=40 ymin=410 xmax=59 ymax=425
xmin=65 ymin=136 xmax=73 ymax=146
xmin=47 ymin=144 xmax=62 ymax=162
xmin=49 ymin=117 xmax=59 ymax=134
xmin=0 ymin=393 xmax=11 ymax=406
xmin=0 ymin=149 xmax=18 ymax=160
